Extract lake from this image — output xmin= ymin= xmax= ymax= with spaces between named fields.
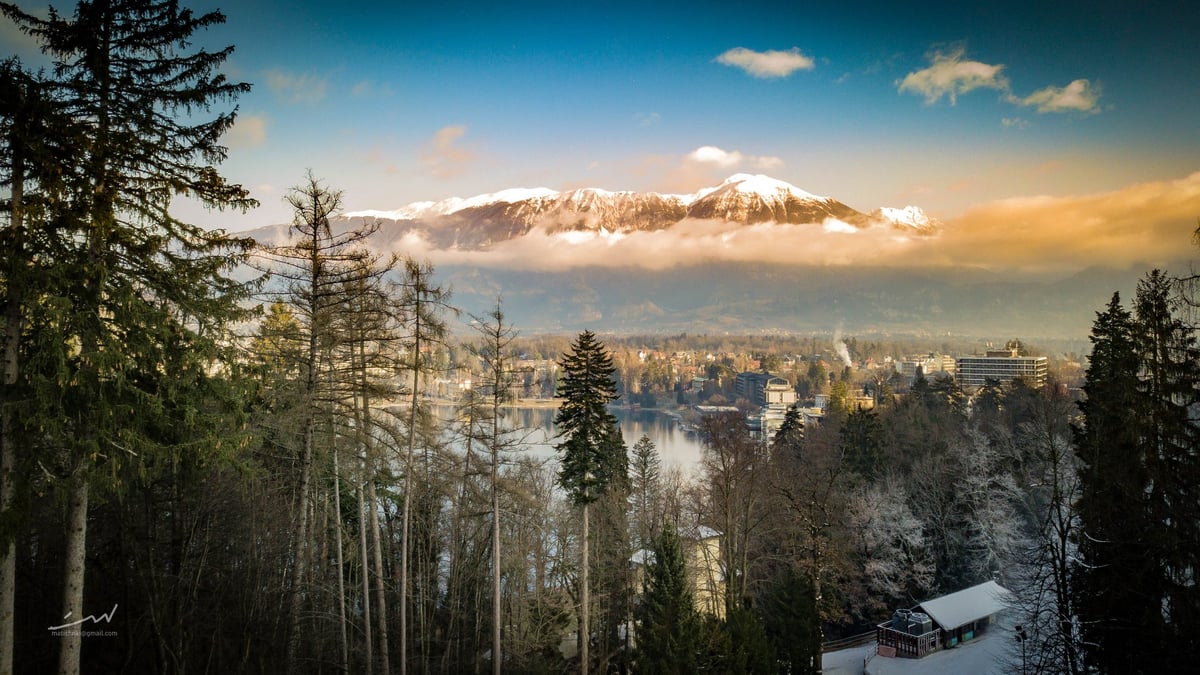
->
xmin=437 ymin=405 xmax=706 ymax=472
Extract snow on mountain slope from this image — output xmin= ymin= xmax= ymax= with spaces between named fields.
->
xmin=317 ymin=174 xmax=938 ymax=251
xmin=869 ymin=205 xmax=939 ymax=234
xmin=685 ymin=173 xmax=865 ymax=225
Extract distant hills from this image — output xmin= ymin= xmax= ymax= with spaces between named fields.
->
xmin=244 ymin=174 xmax=1151 ymax=339
xmin=435 ymin=262 xmax=1147 ymax=340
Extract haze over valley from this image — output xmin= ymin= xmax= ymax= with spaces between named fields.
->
xmin=247 ymin=172 xmax=1195 ymax=338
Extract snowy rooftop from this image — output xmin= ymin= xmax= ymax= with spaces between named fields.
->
xmin=917 ymin=580 xmax=1013 ymax=631
xmin=631 ymin=548 xmax=653 ymax=566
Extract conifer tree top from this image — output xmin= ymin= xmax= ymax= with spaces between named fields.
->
xmin=554 ymin=330 xmax=626 ymax=504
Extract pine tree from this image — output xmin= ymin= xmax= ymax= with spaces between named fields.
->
xmin=634 ymin=524 xmax=699 ymax=675
xmin=771 ymin=404 xmax=804 ymax=455
xmin=840 ymin=407 xmax=883 ymax=483
xmin=1072 ymin=292 xmax=1158 ymax=672
xmin=0 ymin=3 xmax=255 ymax=673
xmin=395 ymin=257 xmax=454 ymax=675
xmin=467 ymin=299 xmax=519 ymax=675
xmin=1075 ymin=279 xmax=1200 ymax=672
xmin=0 ymin=58 xmax=71 ymax=675
xmin=759 ymin=565 xmax=820 ymax=675
xmin=1132 ymin=271 xmax=1200 ymax=667
xmin=554 ymin=330 xmax=627 ymax=674
xmin=630 ymin=435 xmax=662 ymax=551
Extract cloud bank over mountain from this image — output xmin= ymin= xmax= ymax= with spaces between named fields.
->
xmin=325 ymin=172 xmax=1200 ymax=277
xmin=245 ymin=172 xmax=1199 ymax=337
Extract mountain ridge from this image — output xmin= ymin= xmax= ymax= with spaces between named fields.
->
xmin=318 ymin=173 xmax=938 ymax=250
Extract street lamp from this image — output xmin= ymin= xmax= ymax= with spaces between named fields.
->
xmin=1014 ymin=624 xmax=1028 ymax=674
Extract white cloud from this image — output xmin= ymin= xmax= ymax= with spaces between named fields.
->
xmin=687 ymin=146 xmax=744 ymax=168
xmin=421 ymin=125 xmax=475 ymax=179
xmin=1017 ymin=79 xmax=1100 ymax=113
xmin=754 ymin=155 xmax=784 ymax=170
xmin=901 ymin=48 xmax=1101 ymax=116
xmin=898 ymin=48 xmax=1008 ymax=105
xmin=224 ymin=115 xmax=267 ymax=149
xmin=1001 ymin=117 xmax=1029 ymax=130
xmin=716 ymin=47 xmax=815 ymax=78
xmin=684 ymin=146 xmax=783 ymax=171
xmin=264 ymin=69 xmax=328 ymax=104
xmin=634 ymin=112 xmax=661 ymax=127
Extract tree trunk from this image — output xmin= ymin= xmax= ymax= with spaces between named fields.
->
xmin=580 ymin=502 xmax=589 ymax=675
xmin=333 ymin=446 xmax=349 ymax=674
xmin=358 ymin=484 xmax=373 ymax=675
xmin=0 ymin=138 xmax=24 ymax=675
xmin=368 ymin=478 xmax=391 ymax=675
xmin=285 ymin=413 xmax=314 ymax=669
xmin=491 ymin=424 xmax=501 ymax=675
xmin=400 ymin=307 xmax=422 ymax=675
xmin=57 ymin=479 xmax=88 ymax=675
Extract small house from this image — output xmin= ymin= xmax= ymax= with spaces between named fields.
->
xmin=876 ymin=580 xmax=1012 ymax=658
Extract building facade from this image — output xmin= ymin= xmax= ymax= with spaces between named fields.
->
xmin=955 ymin=348 xmax=1047 ymax=389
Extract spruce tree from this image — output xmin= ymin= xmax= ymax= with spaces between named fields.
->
xmin=0 ymin=3 xmax=255 ymax=673
xmin=772 ymin=404 xmax=804 ymax=454
xmin=554 ymin=330 xmax=627 ymax=674
xmin=1132 ymin=271 xmax=1200 ymax=667
xmin=635 ymin=524 xmax=698 ymax=675
xmin=1072 ymin=292 xmax=1158 ymax=672
xmin=630 ymin=434 xmax=662 ymax=550
xmin=0 ymin=58 xmax=71 ymax=675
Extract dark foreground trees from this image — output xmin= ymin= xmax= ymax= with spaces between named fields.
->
xmin=1073 ymin=274 xmax=1200 ymax=672
xmin=1 ymin=2 xmax=255 ymax=673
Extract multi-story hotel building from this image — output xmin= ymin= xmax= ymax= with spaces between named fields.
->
xmin=955 ymin=348 xmax=1047 ymax=389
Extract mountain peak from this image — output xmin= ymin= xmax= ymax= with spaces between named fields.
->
xmin=719 ymin=173 xmax=827 ymax=201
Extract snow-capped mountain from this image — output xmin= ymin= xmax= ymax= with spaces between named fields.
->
xmin=683 ymin=173 xmax=862 ymax=225
xmin=868 ymin=205 xmax=939 ymax=234
xmin=316 ymin=174 xmax=937 ymax=250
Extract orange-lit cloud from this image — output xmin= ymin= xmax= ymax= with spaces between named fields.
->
xmin=225 ymin=114 xmax=267 ymax=149
xmin=901 ymin=48 xmax=1101 ymax=115
xmin=1015 ymin=79 xmax=1100 ymax=114
xmin=899 ymin=48 xmax=1008 ymax=105
xmin=932 ymin=172 xmax=1200 ymax=272
xmin=716 ymin=47 xmax=815 ymax=78
xmin=421 ymin=125 xmax=475 ymax=180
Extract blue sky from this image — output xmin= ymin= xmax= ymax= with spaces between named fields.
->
xmin=5 ymin=0 xmax=1200 ymax=264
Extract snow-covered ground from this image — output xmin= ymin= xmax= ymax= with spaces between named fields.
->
xmin=824 ymin=612 xmax=1018 ymax=675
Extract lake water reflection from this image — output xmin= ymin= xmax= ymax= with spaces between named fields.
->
xmin=439 ymin=406 xmax=705 ymax=473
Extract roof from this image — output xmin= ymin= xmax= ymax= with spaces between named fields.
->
xmin=630 ymin=548 xmax=653 ymax=566
xmin=916 ymin=581 xmax=1012 ymax=631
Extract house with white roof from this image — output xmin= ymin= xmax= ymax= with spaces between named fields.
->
xmin=876 ymin=580 xmax=1012 ymax=659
